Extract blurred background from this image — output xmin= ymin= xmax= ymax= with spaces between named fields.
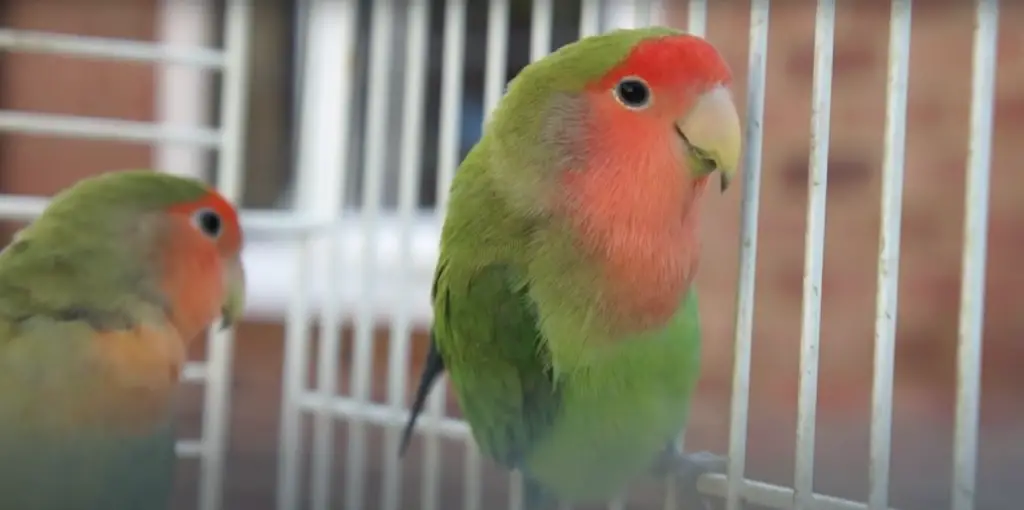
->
xmin=0 ymin=1 xmax=1021 ymax=509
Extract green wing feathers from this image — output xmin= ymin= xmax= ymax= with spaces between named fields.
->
xmin=404 ymin=259 xmax=561 ymax=469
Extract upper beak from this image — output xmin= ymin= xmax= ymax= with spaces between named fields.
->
xmin=220 ymin=254 xmax=246 ymax=330
xmin=675 ymin=86 xmax=742 ymax=193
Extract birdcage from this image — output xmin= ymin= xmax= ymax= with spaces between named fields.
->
xmin=0 ymin=0 xmax=1014 ymax=509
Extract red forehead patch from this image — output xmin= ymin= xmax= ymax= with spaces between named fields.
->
xmin=592 ymin=34 xmax=732 ymax=92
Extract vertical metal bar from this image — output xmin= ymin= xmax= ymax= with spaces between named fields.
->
xmin=464 ymin=443 xmax=482 ymax=510
xmin=155 ymin=0 xmax=214 ymax=181
xmin=793 ymin=1 xmax=835 ymax=509
xmin=276 ymin=235 xmax=315 ymax=510
xmin=422 ymin=386 xmax=448 ymax=510
xmin=289 ymin=0 xmax=311 ymax=188
xmin=578 ymin=0 xmax=602 ymax=37
xmin=197 ymin=1 xmax=252 ymax=509
xmin=273 ymin=4 xmax=353 ymax=499
xmin=633 ymin=1 xmax=649 ymax=28
xmin=601 ymin=0 xmax=638 ymax=31
xmin=868 ymin=2 xmax=912 ymax=509
xmin=483 ymin=0 xmax=509 ymax=121
xmin=345 ymin=0 xmax=394 ymax=508
xmin=663 ymin=475 xmax=677 ymax=510
xmin=300 ymin=1 xmax=359 ymax=509
xmin=645 ymin=0 xmax=667 ymax=26
xmin=509 ymin=471 xmax=524 ymax=510
xmin=953 ymin=1 xmax=998 ymax=509
xmin=663 ymin=436 xmax=684 ymax=510
xmin=529 ymin=0 xmax=553 ymax=62
xmin=686 ymin=0 xmax=708 ymax=37
xmin=435 ymin=0 xmax=466 ymax=217
xmin=210 ymin=0 xmax=250 ymax=219
xmin=382 ymin=2 xmax=432 ymax=510
xmin=724 ymin=1 xmax=770 ymax=510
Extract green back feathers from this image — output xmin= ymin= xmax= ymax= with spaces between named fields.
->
xmin=0 ymin=170 xmax=212 ymax=328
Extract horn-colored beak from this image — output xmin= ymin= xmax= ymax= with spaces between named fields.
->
xmin=220 ymin=254 xmax=246 ymax=330
xmin=675 ymin=86 xmax=742 ymax=193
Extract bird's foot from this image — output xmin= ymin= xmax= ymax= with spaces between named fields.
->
xmin=652 ymin=445 xmax=728 ymax=510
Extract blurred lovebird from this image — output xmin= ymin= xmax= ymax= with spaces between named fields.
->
xmin=400 ymin=27 xmax=740 ymax=510
xmin=0 ymin=170 xmax=247 ymax=510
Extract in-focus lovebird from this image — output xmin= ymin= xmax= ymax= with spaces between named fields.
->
xmin=400 ymin=27 xmax=740 ymax=510
xmin=0 ymin=170 xmax=246 ymax=510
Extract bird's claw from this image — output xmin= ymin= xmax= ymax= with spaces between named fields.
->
xmin=653 ymin=445 xmax=728 ymax=510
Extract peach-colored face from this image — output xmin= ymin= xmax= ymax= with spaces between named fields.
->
xmin=160 ymin=189 xmax=245 ymax=341
xmin=559 ymin=34 xmax=736 ymax=213
xmin=559 ymin=34 xmax=736 ymax=231
xmin=554 ymin=35 xmax=738 ymax=329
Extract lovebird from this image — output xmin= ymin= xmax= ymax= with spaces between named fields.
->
xmin=399 ymin=27 xmax=741 ymax=510
xmin=0 ymin=170 xmax=247 ymax=510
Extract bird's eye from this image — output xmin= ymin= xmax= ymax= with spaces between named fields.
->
xmin=613 ymin=77 xmax=651 ymax=109
xmin=192 ymin=208 xmax=222 ymax=239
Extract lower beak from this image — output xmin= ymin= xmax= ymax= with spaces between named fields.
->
xmin=220 ymin=255 xmax=246 ymax=330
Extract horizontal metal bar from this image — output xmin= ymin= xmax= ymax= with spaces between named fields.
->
xmin=698 ymin=475 xmax=902 ymax=510
xmin=296 ymin=394 xmax=471 ymax=438
xmin=0 ymin=29 xmax=226 ymax=68
xmin=295 ymin=395 xmax=898 ymax=510
xmin=182 ymin=362 xmax=208 ymax=382
xmin=0 ymin=195 xmax=332 ymax=236
xmin=0 ymin=194 xmax=53 ymax=220
xmin=241 ymin=211 xmax=336 ymax=237
xmin=175 ymin=439 xmax=204 ymax=458
xmin=0 ymin=111 xmax=222 ymax=146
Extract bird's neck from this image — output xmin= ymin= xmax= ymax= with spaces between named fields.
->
xmin=562 ymin=167 xmax=709 ymax=332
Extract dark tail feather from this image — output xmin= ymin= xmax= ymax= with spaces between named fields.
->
xmin=398 ymin=334 xmax=445 ymax=458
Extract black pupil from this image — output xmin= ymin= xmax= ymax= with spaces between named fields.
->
xmin=617 ymin=80 xmax=648 ymax=106
xmin=198 ymin=211 xmax=221 ymax=236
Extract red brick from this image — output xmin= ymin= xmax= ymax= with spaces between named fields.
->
xmin=783 ymin=40 xmax=880 ymax=82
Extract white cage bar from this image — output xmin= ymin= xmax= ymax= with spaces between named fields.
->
xmin=0 ymin=0 xmax=997 ymax=509
xmin=953 ymin=2 xmax=999 ymax=510
xmin=793 ymin=1 xmax=835 ymax=509
xmin=868 ymin=1 xmax=912 ymax=509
